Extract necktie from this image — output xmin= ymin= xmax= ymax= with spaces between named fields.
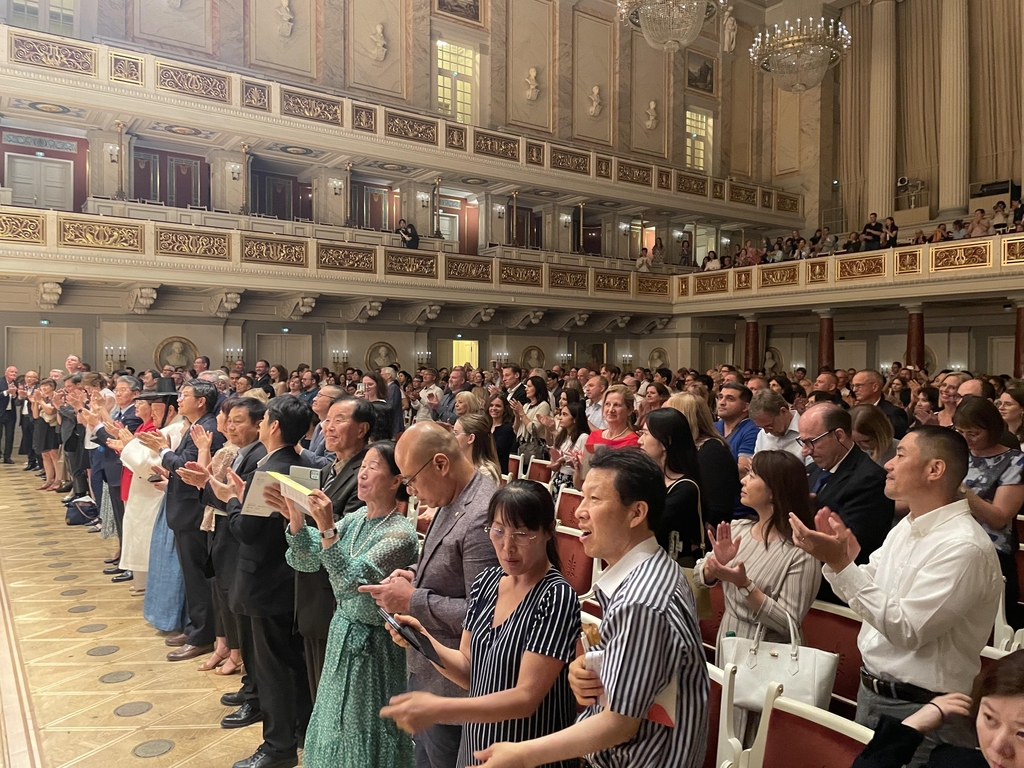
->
xmin=812 ymin=469 xmax=832 ymax=494
xmin=322 ymin=463 xmax=338 ymax=490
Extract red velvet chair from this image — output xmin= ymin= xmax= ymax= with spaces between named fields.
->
xmin=555 ymin=529 xmax=595 ymax=597
xmin=526 ymin=459 xmax=554 ymax=485
xmin=555 ymin=487 xmax=584 ymax=528
xmin=699 ymin=583 xmax=726 ymax=663
xmin=802 ymin=602 xmax=863 ymax=719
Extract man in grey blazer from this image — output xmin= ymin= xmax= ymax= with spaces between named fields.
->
xmin=361 ymin=422 xmax=498 ymax=768
xmin=298 ymin=385 xmax=341 ymax=469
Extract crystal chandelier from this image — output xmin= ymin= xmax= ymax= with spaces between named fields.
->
xmin=750 ymin=17 xmax=851 ymax=93
xmin=617 ymin=0 xmax=722 ymax=52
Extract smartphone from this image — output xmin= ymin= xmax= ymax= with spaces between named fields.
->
xmin=356 ymin=383 xmax=365 ymax=394
xmin=377 ymin=608 xmax=445 ymax=668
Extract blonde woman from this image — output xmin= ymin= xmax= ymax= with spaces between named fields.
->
xmin=453 ymin=390 xmax=480 ymax=418
xmin=849 ymin=404 xmax=898 ymax=467
xmin=571 ymin=384 xmax=638 ymax=489
xmin=453 ymin=413 xmax=502 ymax=485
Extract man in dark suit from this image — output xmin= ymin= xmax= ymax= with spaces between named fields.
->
xmin=91 ymin=375 xmax=144 ymax=580
xmin=252 ymin=360 xmax=276 ymax=398
xmin=0 ymin=365 xmax=20 ymax=463
xmin=499 ymin=363 xmax=530 ymax=406
xmin=298 ymin=385 xmax=342 ymax=469
xmin=17 ymin=370 xmax=40 ymax=471
xmin=800 ymin=403 xmax=895 ymax=603
xmin=220 ymin=395 xmax=314 ymax=768
xmin=293 ymin=395 xmax=372 ymax=699
xmin=852 ymin=369 xmax=909 ymax=438
xmin=178 ymin=397 xmax=268 ymax=731
xmin=59 ymin=374 xmax=91 ymax=499
xmin=137 ymin=379 xmax=225 ymax=660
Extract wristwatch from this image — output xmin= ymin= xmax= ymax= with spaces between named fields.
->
xmin=319 ymin=527 xmax=338 ymax=541
xmin=737 ymin=582 xmax=754 ymax=598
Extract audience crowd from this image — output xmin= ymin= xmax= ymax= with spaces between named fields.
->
xmin=6 ymin=350 xmax=1024 ymax=768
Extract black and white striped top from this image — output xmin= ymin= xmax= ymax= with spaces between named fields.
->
xmin=581 ymin=537 xmax=709 ymax=768
xmin=459 ymin=566 xmax=581 ymax=768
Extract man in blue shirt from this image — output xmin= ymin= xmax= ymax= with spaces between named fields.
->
xmin=714 ymin=382 xmax=758 ymax=477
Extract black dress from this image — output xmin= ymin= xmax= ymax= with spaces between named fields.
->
xmin=697 ymin=438 xmax=741 ymax=526
xmin=492 ymin=423 xmax=516 ymax=475
xmin=853 ymin=716 xmax=984 ymax=768
xmin=33 ymin=412 xmax=59 ymax=453
xmin=655 ymin=477 xmax=703 ymax=564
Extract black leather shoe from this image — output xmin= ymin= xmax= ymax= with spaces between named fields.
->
xmin=111 ymin=570 xmax=133 ymax=583
xmin=103 ymin=557 xmax=119 ymax=565
xmin=102 ymin=566 xmax=124 ymax=575
xmin=221 ymin=702 xmax=263 ymax=729
xmin=231 ymin=746 xmax=295 ymax=768
xmin=220 ymin=689 xmax=246 ymax=707
xmin=23 ymin=464 xmax=37 ymax=471
xmin=55 ymin=482 xmax=73 ymax=493
xmin=3 ymin=458 xmax=15 ymax=464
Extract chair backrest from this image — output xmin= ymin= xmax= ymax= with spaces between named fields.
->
xmin=508 ymin=454 xmax=522 ymax=481
xmin=699 ymin=584 xmax=726 ymax=663
xmin=1016 ymin=545 xmax=1024 ymax=606
xmin=1016 ymin=515 xmax=1024 ymax=546
xmin=555 ymin=487 xmax=584 ymax=527
xmin=527 ymin=459 xmax=554 ymax=483
xmin=994 ymin=577 xmax=1013 ymax=651
xmin=802 ymin=601 xmax=863 ymax=717
xmin=745 ymin=684 xmax=873 ymax=768
xmin=704 ymin=663 xmax=742 ymax=768
xmin=555 ymin=528 xmax=595 ymax=597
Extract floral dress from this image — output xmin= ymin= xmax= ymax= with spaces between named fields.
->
xmin=286 ymin=509 xmax=419 ymax=768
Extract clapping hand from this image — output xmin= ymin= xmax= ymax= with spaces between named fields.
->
xmin=789 ymin=506 xmax=860 ymax=571
xmin=136 ymin=430 xmax=170 ymax=452
xmin=707 ymin=522 xmax=741 ymax=565
xmin=472 ymin=743 xmax=530 ymax=768
xmin=105 ymin=438 xmax=124 ymax=453
xmin=209 ymin=468 xmax=245 ymax=503
xmin=176 ymin=460 xmax=210 ymax=490
xmin=536 ymin=413 xmax=555 ymax=430
xmin=703 ymin=554 xmax=749 ymax=587
xmin=117 ymin=426 xmax=134 ymax=444
xmin=380 ymin=690 xmax=441 ymax=735
xmin=190 ymin=423 xmax=212 ymax=452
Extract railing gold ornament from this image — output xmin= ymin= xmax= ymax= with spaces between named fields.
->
xmin=317 ymin=244 xmax=376 ymax=272
xmin=385 ymin=251 xmax=437 ymax=277
xmin=759 ymin=264 xmax=799 ymax=287
xmin=385 ymin=112 xmax=438 ymax=145
xmin=58 ymin=218 xmax=142 ymax=251
xmin=694 ymin=273 xmax=728 ymax=294
xmin=638 ymin=276 xmax=669 ymax=295
xmin=281 ymin=89 xmax=343 ymax=124
xmin=9 ymin=32 xmax=97 ymax=75
xmin=155 ymin=228 xmax=230 ymax=259
xmin=550 ymin=268 xmax=588 ymax=290
xmin=931 ymin=242 xmax=991 ymax=271
xmin=241 ymin=235 xmax=307 ymax=266
xmin=0 ymin=212 xmax=45 ymax=244
xmin=500 ymin=265 xmax=542 ymax=286
xmin=837 ymin=254 xmax=886 ymax=281
xmin=156 ymin=63 xmax=229 ymax=102
xmin=596 ymin=271 xmax=630 ymax=293
xmin=446 ymin=257 xmax=493 ymax=282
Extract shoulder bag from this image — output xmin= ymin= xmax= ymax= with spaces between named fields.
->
xmin=718 ymin=609 xmax=838 ymax=711
xmin=673 ymin=476 xmax=713 ymax=620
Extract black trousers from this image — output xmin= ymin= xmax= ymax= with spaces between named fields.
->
xmin=303 ymin=635 xmax=328 ymax=702
xmin=109 ymin=487 xmax=125 ymax=542
xmin=19 ymin=413 xmax=36 ymax=465
xmin=172 ymin=528 xmax=215 ymax=647
xmin=250 ymin=613 xmax=310 ymax=756
xmin=0 ymin=412 xmax=16 ymax=460
xmin=236 ymin=611 xmax=259 ymax=706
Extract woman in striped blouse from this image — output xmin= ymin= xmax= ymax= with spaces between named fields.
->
xmin=381 ymin=480 xmax=580 ymax=768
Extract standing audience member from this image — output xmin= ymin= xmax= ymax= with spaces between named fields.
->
xmin=510 ymin=375 xmax=551 ymax=447
xmin=850 ymin=405 xmax=899 ymax=467
xmin=486 ymin=395 xmax=516 ymax=476
xmin=572 ymin=385 xmax=639 ymax=489
xmin=799 ymin=403 xmax=894 ymax=602
xmin=300 ymin=385 xmax=343 ymax=468
xmin=953 ymin=396 xmax=1024 ymax=627
xmin=996 ymin=387 xmax=1024 ymax=445
xmin=548 ymin=402 xmax=590 ymax=496
xmin=381 ymin=481 xmax=579 ymax=768
xmin=360 ymin=422 xmax=499 ymax=768
xmin=284 ymin=441 xmax=419 ymax=768
xmin=694 ymin=450 xmax=821 ymax=739
xmin=749 ymin=389 xmax=804 ymax=462
xmin=453 ymin=413 xmax=502 ymax=486
xmin=0 ymin=364 xmax=17 ymax=464
xmin=479 ymin=449 xmax=708 ymax=768
xmin=852 ymin=370 xmax=909 ymax=439
xmin=17 ymin=369 xmax=39 ymax=471
xmin=792 ymin=426 xmax=1002 ymax=768
xmin=715 ymin=383 xmax=759 ymax=478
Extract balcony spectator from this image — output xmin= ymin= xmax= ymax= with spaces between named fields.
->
xmin=702 ymin=250 xmax=721 ymax=271
xmin=819 ymin=226 xmax=838 ymax=255
xmin=882 ymin=217 xmax=899 ymax=248
xmin=968 ymin=209 xmax=992 ymax=238
xmin=860 ymin=213 xmax=884 ymax=250
xmin=929 ymin=224 xmax=948 ymax=243
xmin=651 ymin=237 xmax=665 ymax=263
xmin=794 ymin=238 xmax=812 ymax=259
xmin=809 ymin=228 xmax=822 ymax=252
xmin=1012 ymin=198 xmax=1023 ymax=227
xmin=721 ymin=254 xmax=734 ymax=269
xmin=844 ymin=231 xmax=862 ymax=253
xmin=992 ymin=201 xmax=1009 ymax=233
xmin=635 ymin=247 xmax=652 ymax=273
xmin=911 ymin=230 xmax=928 ymax=245
xmin=949 ymin=219 xmax=968 ymax=239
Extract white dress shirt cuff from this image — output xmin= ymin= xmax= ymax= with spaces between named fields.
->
xmin=823 ymin=559 xmax=870 ymax=602
xmin=159 ymin=447 xmax=172 ymax=458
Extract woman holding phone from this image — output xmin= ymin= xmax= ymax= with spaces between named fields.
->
xmin=282 ymin=440 xmax=418 ymax=768
xmin=380 ymin=481 xmax=580 ymax=768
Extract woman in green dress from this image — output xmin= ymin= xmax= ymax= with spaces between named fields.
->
xmin=282 ymin=439 xmax=418 ymax=768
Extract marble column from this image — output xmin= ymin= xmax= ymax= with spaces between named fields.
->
xmin=938 ymin=0 xmax=969 ymax=217
xmin=86 ymin=129 xmax=123 ymax=200
xmin=903 ymin=303 xmax=925 ymax=369
xmin=816 ymin=309 xmax=835 ymax=371
xmin=1015 ymin=301 xmax=1024 ymax=379
xmin=205 ymin=148 xmax=247 ymax=214
xmin=866 ymin=0 xmax=897 ymax=218
xmin=743 ymin=315 xmax=759 ymax=372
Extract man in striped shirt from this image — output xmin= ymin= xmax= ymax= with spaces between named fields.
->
xmin=473 ymin=449 xmax=709 ymax=768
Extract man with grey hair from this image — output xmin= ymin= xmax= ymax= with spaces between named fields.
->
xmin=750 ymin=388 xmax=805 ymax=462
xmin=852 ymin=369 xmax=908 ymax=438
xmin=380 ymin=365 xmax=405 ymax=436
xmin=299 ymin=385 xmax=342 ymax=468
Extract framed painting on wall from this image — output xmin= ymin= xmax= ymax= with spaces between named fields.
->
xmin=648 ymin=347 xmax=669 ymax=371
xmin=433 ymin=0 xmax=485 ymax=26
xmin=366 ymin=342 xmax=399 ymax=371
xmin=521 ymin=346 xmax=545 ymax=371
xmin=686 ymin=50 xmax=716 ymax=96
xmin=574 ymin=342 xmax=606 ymax=371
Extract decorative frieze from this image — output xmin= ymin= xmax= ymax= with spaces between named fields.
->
xmin=281 ymin=89 xmax=343 ymax=125
xmin=352 ymin=105 xmax=376 ymax=132
xmin=760 ymin=190 xmax=773 ymax=209
xmin=837 ymin=254 xmax=886 ymax=281
xmin=155 ymin=227 xmax=229 ymax=260
xmin=447 ymin=257 xmax=493 ymax=282
xmin=596 ymin=157 xmax=612 ymax=179
xmin=712 ymin=180 xmax=725 ymax=200
xmin=526 ymin=143 xmax=545 ymax=166
xmin=0 ymin=212 xmax=45 ymax=244
xmin=474 ymin=130 xmax=520 ymax=161
xmin=242 ymin=81 xmax=270 ymax=111
xmin=759 ymin=264 xmax=798 ymax=287
xmin=638 ymin=276 xmax=669 ymax=295
xmin=931 ymin=242 xmax=992 ymax=271
xmin=678 ymin=276 xmax=689 ymax=296
xmin=386 ymin=251 xmax=437 ymax=277
xmin=445 ymin=125 xmax=467 ymax=150
xmin=1003 ymin=236 xmax=1024 ymax=265
xmin=595 ymin=271 xmax=630 ymax=293
xmin=2 ymin=131 xmax=76 ymax=153
xmin=9 ymin=32 xmax=97 ymax=76
xmin=109 ymin=53 xmax=144 ymax=85
xmin=616 ymin=161 xmax=652 ymax=186
xmin=500 ymin=264 xmax=542 ymax=286
xmin=241 ymin=235 xmax=307 ymax=266
xmin=656 ymin=170 xmax=672 ymax=190
xmin=156 ymin=63 xmax=230 ymax=102
xmin=729 ymin=183 xmax=757 ymax=206
xmin=694 ymin=274 xmax=728 ymax=294
xmin=318 ymin=244 xmax=376 ymax=272
xmin=385 ymin=112 xmax=438 ymax=145
xmin=677 ymin=174 xmax=709 ymax=196
xmin=776 ymin=193 xmax=800 ymax=214
xmin=734 ymin=269 xmax=752 ymax=290
xmin=58 ymin=218 xmax=142 ymax=251
xmin=895 ymin=249 xmax=922 ymax=275
xmin=550 ymin=148 xmax=591 ymax=175
xmin=807 ymin=261 xmax=828 ymax=283
xmin=549 ymin=268 xmax=588 ymax=290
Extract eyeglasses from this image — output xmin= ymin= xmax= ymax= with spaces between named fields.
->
xmin=401 ymin=456 xmax=435 ymax=488
xmin=796 ymin=429 xmax=836 ymax=449
xmin=484 ymin=526 xmax=538 ymax=543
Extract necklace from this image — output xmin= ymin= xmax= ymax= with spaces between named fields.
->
xmin=349 ymin=508 xmax=398 ymax=558
xmin=604 ymin=425 xmax=632 ymax=441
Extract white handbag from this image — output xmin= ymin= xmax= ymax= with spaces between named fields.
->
xmin=718 ymin=610 xmax=838 ymax=712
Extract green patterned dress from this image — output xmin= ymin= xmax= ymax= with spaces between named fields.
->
xmin=286 ymin=509 xmax=418 ymax=768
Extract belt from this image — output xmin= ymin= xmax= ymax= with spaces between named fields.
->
xmin=860 ymin=668 xmax=940 ymax=705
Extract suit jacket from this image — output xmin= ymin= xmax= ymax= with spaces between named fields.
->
xmin=0 ymin=378 xmax=18 ymax=420
xmin=161 ymin=412 xmax=226 ymax=532
xmin=409 ymin=471 xmax=500 ymax=697
xmin=94 ymin=404 xmax=144 ymax=487
xmin=252 ymin=373 xmax=275 ymax=397
xmin=210 ymin=441 xmax=267 ymax=592
xmin=227 ymin=446 xmax=314 ymax=618
xmin=295 ymin=447 xmax=368 ymax=639
xmin=299 ymin=423 xmax=335 ymax=469
xmin=506 ymin=382 xmax=529 ymax=406
xmin=807 ymin=444 xmax=894 ymax=602
xmin=875 ymin=397 xmax=909 ymax=439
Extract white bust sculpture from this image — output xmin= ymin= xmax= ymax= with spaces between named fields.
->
xmin=525 ymin=67 xmax=540 ymax=101
xmin=371 ymin=23 xmax=388 ymax=61
xmin=588 ymin=85 xmax=603 ymax=117
xmin=722 ymin=5 xmax=737 ymax=53
xmin=644 ymin=100 xmax=657 ymax=130
xmin=276 ymin=0 xmax=294 ymax=37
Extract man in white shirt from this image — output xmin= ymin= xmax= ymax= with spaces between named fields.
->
xmin=584 ymin=375 xmax=608 ymax=432
xmin=749 ymin=389 xmax=806 ymax=463
xmin=791 ymin=425 xmax=1001 ymax=767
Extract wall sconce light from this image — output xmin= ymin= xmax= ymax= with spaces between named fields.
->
xmin=495 ymin=352 xmax=509 ymax=366
xmin=329 ymin=178 xmax=344 ymax=196
xmin=495 ymin=205 xmax=505 ymax=220
xmin=621 ymin=223 xmax=630 ymax=237
xmin=558 ymin=352 xmax=572 ymax=365
xmin=224 ymin=348 xmax=244 ymax=366
xmin=673 ymin=229 xmax=683 ymax=243
xmin=416 ymin=350 xmax=433 ymax=366
xmin=621 ymin=353 xmax=633 ymax=367
xmin=106 ymin=143 xmax=120 ymax=164
xmin=418 ymin=192 xmax=430 ymax=209
xmin=331 ymin=349 xmax=350 ymax=367
xmin=118 ymin=346 xmax=127 ymax=367
xmin=228 ymin=162 xmax=242 ymax=181
xmin=561 ymin=214 xmax=571 ymax=229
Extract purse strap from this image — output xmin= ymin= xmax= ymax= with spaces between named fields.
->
xmin=669 ymin=476 xmax=706 ymax=555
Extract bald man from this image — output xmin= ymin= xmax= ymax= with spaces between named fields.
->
xmin=360 ymin=422 xmax=498 ymax=768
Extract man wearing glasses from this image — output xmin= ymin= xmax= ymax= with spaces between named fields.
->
xmin=799 ymin=403 xmax=894 ymax=604
xmin=360 ymin=421 xmax=498 ymax=768
xmin=851 ymin=369 xmax=909 ymax=438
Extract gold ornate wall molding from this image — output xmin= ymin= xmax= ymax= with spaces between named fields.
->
xmin=550 ymin=147 xmax=589 ymax=174
xmin=734 ymin=269 xmax=752 ymax=290
xmin=156 ymin=62 xmax=230 ymax=102
xmin=595 ymin=271 xmax=630 ymax=292
xmin=9 ymin=31 xmax=97 ymax=75
xmin=694 ymin=273 xmax=728 ymax=294
xmin=930 ymin=242 xmax=992 ymax=271
xmin=385 ymin=250 xmax=437 ymax=277
xmin=241 ymin=235 xmax=307 ymax=266
xmin=637 ymin=276 xmax=668 ymax=295
xmin=837 ymin=254 xmax=886 ymax=281
xmin=806 ymin=260 xmax=828 ymax=283
xmin=500 ymin=264 xmax=541 ymax=286
xmin=281 ymin=89 xmax=343 ymax=125
xmin=758 ymin=264 xmax=798 ymax=287
xmin=155 ymin=227 xmax=229 ymax=259
xmin=549 ymin=268 xmax=588 ymax=290
xmin=109 ymin=52 xmax=144 ymax=85
xmin=616 ymin=160 xmax=652 ymax=186
xmin=242 ymin=81 xmax=270 ymax=111
xmin=895 ymin=248 xmax=922 ymax=275
xmin=317 ymin=243 xmax=376 ymax=272
xmin=474 ymin=130 xmax=520 ymax=161
xmin=0 ymin=212 xmax=45 ymax=244
xmin=384 ymin=111 xmax=438 ymax=145
xmin=58 ymin=218 xmax=142 ymax=251
xmin=446 ymin=256 xmax=492 ymax=282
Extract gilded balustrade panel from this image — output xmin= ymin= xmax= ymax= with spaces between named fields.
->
xmin=595 ymin=271 xmax=630 ymax=293
xmin=0 ymin=212 xmax=45 ymax=244
xmin=549 ymin=268 xmax=588 ymax=290
xmin=500 ymin=264 xmax=542 ymax=286
xmin=155 ymin=227 xmax=229 ymax=259
xmin=317 ymin=244 xmax=376 ymax=273
xmin=385 ymin=250 xmax=437 ymax=278
xmin=241 ymin=235 xmax=307 ymax=266
xmin=930 ymin=242 xmax=992 ymax=271
xmin=446 ymin=257 xmax=493 ymax=282
xmin=58 ymin=218 xmax=142 ymax=251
